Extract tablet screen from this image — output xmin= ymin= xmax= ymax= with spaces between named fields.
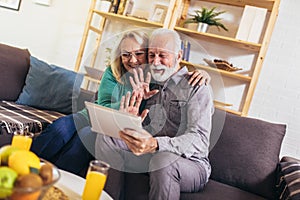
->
xmin=85 ymin=101 xmax=149 ymax=139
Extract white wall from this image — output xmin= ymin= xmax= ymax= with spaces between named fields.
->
xmin=0 ymin=0 xmax=91 ymax=70
xmin=249 ymin=0 xmax=300 ymax=159
xmin=0 ymin=0 xmax=299 ymax=159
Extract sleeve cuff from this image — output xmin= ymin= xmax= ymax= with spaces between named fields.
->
xmin=156 ymin=137 xmax=170 ymax=152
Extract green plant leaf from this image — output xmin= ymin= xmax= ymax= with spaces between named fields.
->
xmin=184 ymin=7 xmax=228 ymax=31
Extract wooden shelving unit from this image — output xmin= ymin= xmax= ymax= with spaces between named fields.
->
xmin=75 ymin=0 xmax=280 ymax=116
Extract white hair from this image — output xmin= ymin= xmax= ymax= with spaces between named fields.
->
xmin=149 ymin=28 xmax=182 ymax=53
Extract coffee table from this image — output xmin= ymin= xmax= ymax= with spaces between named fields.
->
xmin=55 ymin=169 xmax=113 ymax=200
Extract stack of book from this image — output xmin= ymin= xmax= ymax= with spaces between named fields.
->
xmin=110 ymin=0 xmax=134 ymax=16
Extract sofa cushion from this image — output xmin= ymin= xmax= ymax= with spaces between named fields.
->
xmin=0 ymin=43 xmax=30 ymax=101
xmin=16 ymin=56 xmax=83 ymax=114
xmin=209 ymin=110 xmax=286 ymax=199
xmin=124 ymin=173 xmax=150 ymax=200
xmin=123 ymin=173 xmax=267 ymax=200
xmin=181 ymin=180 xmax=267 ymax=200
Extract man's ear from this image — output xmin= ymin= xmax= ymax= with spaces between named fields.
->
xmin=177 ymin=49 xmax=183 ymax=61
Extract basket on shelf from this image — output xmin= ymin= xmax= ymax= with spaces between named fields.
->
xmin=204 ymin=58 xmax=242 ymax=72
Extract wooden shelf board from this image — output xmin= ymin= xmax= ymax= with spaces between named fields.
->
xmin=93 ymin=10 xmax=164 ymax=28
xmin=181 ymin=60 xmax=252 ymax=82
xmin=214 ymin=105 xmax=242 ymax=115
xmin=201 ymin=0 xmax=274 ymax=11
xmin=213 ymin=100 xmax=233 ymax=107
xmin=175 ymin=27 xmax=261 ymax=52
xmin=89 ymin=26 xmax=102 ymax=34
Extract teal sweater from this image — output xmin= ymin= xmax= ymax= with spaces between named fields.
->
xmin=80 ymin=67 xmax=132 ymax=120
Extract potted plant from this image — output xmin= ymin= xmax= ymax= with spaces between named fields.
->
xmin=185 ymin=7 xmax=228 ymax=32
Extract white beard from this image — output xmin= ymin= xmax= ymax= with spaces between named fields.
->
xmin=150 ymin=64 xmax=177 ymax=82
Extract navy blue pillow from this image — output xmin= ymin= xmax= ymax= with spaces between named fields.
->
xmin=16 ymin=56 xmax=83 ymax=114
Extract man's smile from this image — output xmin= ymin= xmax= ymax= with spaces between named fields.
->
xmin=152 ymin=68 xmax=165 ymax=75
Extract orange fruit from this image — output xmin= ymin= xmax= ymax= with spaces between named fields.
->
xmin=10 ymin=190 xmax=40 ymax=200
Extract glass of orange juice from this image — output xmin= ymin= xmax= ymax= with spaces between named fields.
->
xmin=82 ymin=160 xmax=110 ymax=200
xmin=11 ymin=127 xmax=34 ymax=151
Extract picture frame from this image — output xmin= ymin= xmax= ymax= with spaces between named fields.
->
xmin=0 ymin=0 xmax=22 ymax=11
xmin=150 ymin=4 xmax=168 ymax=23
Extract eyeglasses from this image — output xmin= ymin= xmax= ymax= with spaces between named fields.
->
xmin=121 ymin=51 xmax=145 ymax=59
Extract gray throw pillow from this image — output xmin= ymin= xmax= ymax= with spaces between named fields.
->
xmin=209 ymin=109 xmax=286 ymax=199
xmin=16 ymin=56 xmax=83 ymax=114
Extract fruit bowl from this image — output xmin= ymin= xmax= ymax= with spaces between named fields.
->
xmin=0 ymin=159 xmax=61 ymax=200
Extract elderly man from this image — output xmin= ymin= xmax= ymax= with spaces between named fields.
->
xmin=116 ymin=28 xmax=214 ymax=200
xmin=95 ymin=28 xmax=214 ymax=200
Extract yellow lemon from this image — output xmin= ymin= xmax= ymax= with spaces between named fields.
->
xmin=8 ymin=150 xmax=40 ymax=175
xmin=0 ymin=145 xmax=20 ymax=165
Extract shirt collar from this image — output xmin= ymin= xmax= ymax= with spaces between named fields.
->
xmin=169 ymin=66 xmax=188 ymax=85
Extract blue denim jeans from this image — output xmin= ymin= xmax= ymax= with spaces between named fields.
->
xmin=31 ymin=113 xmax=95 ymax=175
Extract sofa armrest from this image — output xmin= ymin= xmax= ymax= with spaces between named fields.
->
xmin=276 ymin=156 xmax=300 ymax=200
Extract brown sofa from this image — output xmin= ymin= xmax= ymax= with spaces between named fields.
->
xmin=104 ymin=105 xmax=300 ymax=199
xmin=1 ymin=42 xmax=299 ymax=200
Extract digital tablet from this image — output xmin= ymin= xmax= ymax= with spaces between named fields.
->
xmin=85 ymin=101 xmax=150 ymax=139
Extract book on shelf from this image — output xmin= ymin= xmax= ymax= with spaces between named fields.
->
xmin=123 ymin=0 xmax=134 ymax=16
xmin=181 ymin=40 xmax=191 ymax=62
xmin=110 ymin=0 xmax=120 ymax=13
xmin=235 ymin=5 xmax=267 ymax=43
xmin=117 ymin=0 xmax=127 ymax=15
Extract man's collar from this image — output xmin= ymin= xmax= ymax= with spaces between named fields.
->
xmin=169 ymin=66 xmax=188 ymax=85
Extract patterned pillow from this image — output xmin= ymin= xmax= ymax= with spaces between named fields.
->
xmin=276 ymin=161 xmax=300 ymax=200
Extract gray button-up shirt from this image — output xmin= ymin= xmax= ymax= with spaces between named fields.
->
xmin=143 ymin=67 xmax=214 ymax=165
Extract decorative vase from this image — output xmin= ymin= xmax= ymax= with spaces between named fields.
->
xmin=197 ymin=23 xmax=209 ymax=32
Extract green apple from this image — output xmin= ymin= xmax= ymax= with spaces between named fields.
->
xmin=0 ymin=145 xmax=20 ymax=166
xmin=0 ymin=166 xmax=18 ymax=198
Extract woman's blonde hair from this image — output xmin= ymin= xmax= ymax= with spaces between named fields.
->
xmin=111 ymin=30 xmax=149 ymax=83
